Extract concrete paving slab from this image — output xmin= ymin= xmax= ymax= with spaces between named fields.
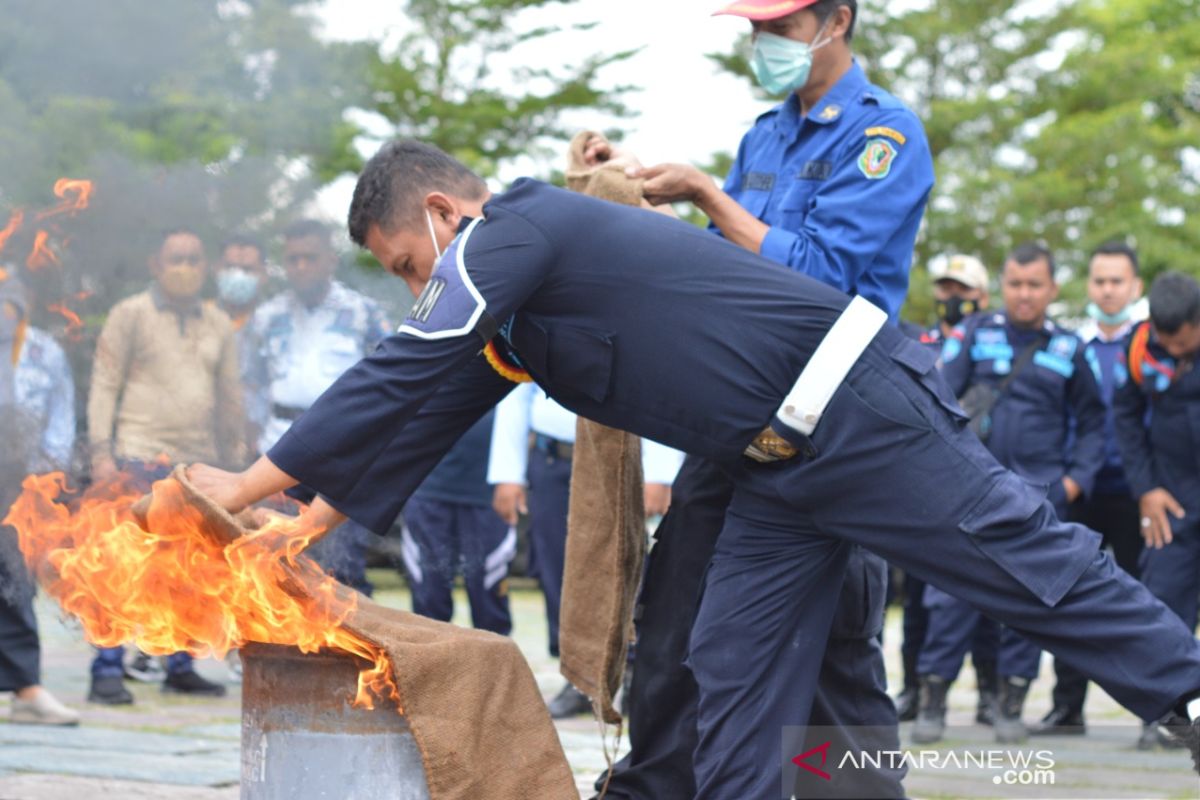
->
xmin=0 ymin=746 xmax=238 ymax=787
xmin=0 ymin=774 xmax=239 ymax=800
xmin=0 ymin=723 xmax=229 ymax=755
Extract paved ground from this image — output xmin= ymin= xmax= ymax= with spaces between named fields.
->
xmin=0 ymin=569 xmax=1196 ymax=799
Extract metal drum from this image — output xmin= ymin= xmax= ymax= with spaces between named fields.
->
xmin=240 ymin=643 xmax=430 ymax=800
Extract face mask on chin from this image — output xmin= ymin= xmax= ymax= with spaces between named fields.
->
xmin=1086 ymin=302 xmax=1133 ymax=326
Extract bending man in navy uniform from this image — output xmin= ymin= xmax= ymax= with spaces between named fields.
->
xmin=914 ymin=243 xmax=1107 ymax=746
xmin=604 ymin=0 xmax=933 ymax=794
xmin=189 ymin=141 xmax=1200 ymax=800
xmin=1114 ymin=271 xmax=1200 ymax=748
xmin=895 ymin=253 xmax=995 ymax=725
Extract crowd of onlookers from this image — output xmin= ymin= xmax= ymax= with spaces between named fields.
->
xmin=0 ymin=218 xmax=683 ymax=722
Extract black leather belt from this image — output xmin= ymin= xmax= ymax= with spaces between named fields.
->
xmin=272 ymin=403 xmax=307 ymax=421
xmin=533 ymin=433 xmax=573 ymax=461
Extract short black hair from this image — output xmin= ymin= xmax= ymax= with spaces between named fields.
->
xmin=156 ymin=226 xmax=203 ymax=252
xmin=1005 ymin=240 xmax=1055 ymax=280
xmin=1089 ymin=239 xmax=1140 ymax=276
xmin=810 ymin=0 xmax=857 ymax=41
xmin=221 ymin=232 xmax=265 ymax=258
xmin=1149 ymin=272 xmax=1200 ymax=334
xmin=348 ymin=139 xmax=488 ymax=247
xmin=283 ymin=218 xmax=332 ymax=248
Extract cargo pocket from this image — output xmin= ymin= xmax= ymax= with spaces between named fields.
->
xmin=889 ymin=337 xmax=969 ymax=426
xmin=828 ymin=548 xmax=886 ymax=639
xmin=958 ymin=473 xmax=1067 ymax=606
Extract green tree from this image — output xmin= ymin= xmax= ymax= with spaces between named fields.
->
xmin=363 ymin=0 xmax=635 ymax=178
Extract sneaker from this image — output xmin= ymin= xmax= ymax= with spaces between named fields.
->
xmin=11 ymin=688 xmax=81 ymax=725
xmin=88 ymin=675 xmax=134 ymax=705
xmin=162 ymin=669 xmax=226 ymax=697
xmin=124 ymin=651 xmax=165 ymax=683
xmin=547 ymin=683 xmax=592 ymax=719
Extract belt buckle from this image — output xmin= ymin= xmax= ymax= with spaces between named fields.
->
xmin=744 ymin=427 xmax=798 ymax=464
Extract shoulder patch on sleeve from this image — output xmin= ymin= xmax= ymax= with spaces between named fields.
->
xmin=858 ymin=139 xmax=897 ymax=180
xmin=864 ymin=126 xmax=907 ymax=145
xmin=397 ymin=218 xmax=487 ymax=341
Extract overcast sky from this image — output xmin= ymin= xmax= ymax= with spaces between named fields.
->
xmin=314 ymin=0 xmax=774 ymax=220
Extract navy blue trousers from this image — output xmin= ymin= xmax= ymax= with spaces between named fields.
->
xmin=527 ymin=449 xmax=571 ymax=657
xmin=919 ymin=587 xmax=1035 ymax=680
xmin=1051 ymin=491 xmax=1143 ymax=714
xmin=1139 ymin=505 xmax=1200 ymax=633
xmin=600 ymin=456 xmax=902 ymax=800
xmin=400 ymin=495 xmax=514 ymax=635
xmin=686 ymin=336 xmax=1200 ymax=800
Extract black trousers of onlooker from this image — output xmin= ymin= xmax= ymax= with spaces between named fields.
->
xmin=0 ymin=560 xmax=40 ymax=692
xmin=1050 ymin=490 xmax=1143 ymax=714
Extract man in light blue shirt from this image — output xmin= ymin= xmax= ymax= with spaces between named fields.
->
xmin=249 ymin=219 xmax=391 ymax=594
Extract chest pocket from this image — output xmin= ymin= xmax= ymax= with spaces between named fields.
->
xmin=518 ymin=318 xmax=614 ymax=403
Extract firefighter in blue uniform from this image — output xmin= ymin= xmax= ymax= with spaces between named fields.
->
xmin=1114 ymin=271 xmax=1200 ymax=749
xmin=608 ymin=0 xmax=933 ymax=794
xmin=895 ymin=254 xmax=995 ymax=724
xmin=913 ymin=243 xmax=1107 ymax=746
xmin=189 ymin=141 xmax=1200 ymax=800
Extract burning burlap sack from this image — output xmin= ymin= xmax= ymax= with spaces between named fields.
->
xmin=146 ymin=466 xmax=576 ymax=800
xmin=557 ymin=131 xmax=648 ymax=724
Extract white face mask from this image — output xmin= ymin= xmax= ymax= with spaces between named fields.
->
xmin=425 ymin=208 xmax=443 ymax=262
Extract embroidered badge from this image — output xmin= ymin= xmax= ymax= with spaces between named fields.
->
xmin=397 ymin=219 xmax=487 ymax=341
xmin=864 ymin=126 xmax=907 ymax=145
xmin=743 ymin=172 xmax=775 ymax=192
xmin=857 ymin=139 xmax=897 ymax=180
xmin=798 ymin=160 xmax=833 ymax=180
xmin=818 ymin=105 xmax=842 ymax=121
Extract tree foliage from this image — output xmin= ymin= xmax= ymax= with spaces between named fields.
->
xmin=362 ymin=0 xmax=635 ymax=178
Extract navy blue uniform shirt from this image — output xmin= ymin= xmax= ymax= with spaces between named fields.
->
xmin=939 ymin=311 xmax=1107 ymax=508
xmin=268 ymin=179 xmax=859 ymax=532
xmin=1113 ymin=322 xmax=1200 ymax=505
xmin=721 ymin=61 xmax=934 ymax=320
xmin=410 ymin=409 xmax=496 ymax=508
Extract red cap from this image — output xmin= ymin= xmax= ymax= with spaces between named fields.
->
xmin=713 ymin=0 xmax=819 ymax=20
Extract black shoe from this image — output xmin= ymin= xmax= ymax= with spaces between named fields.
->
xmin=975 ymin=660 xmax=998 ymax=726
xmin=894 ymin=686 xmax=918 ymax=722
xmin=124 ymin=651 xmax=165 ymax=683
xmin=548 ymin=683 xmax=592 ymax=719
xmin=1029 ymin=706 xmax=1085 ymax=736
xmin=88 ymin=675 xmax=134 ymax=705
xmin=162 ymin=670 xmax=226 ymax=697
xmin=1161 ymin=714 xmax=1200 ymax=773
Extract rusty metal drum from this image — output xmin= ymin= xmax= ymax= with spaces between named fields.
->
xmin=240 ymin=643 xmax=430 ymax=800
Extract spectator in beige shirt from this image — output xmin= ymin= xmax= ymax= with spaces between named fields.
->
xmin=86 ymin=227 xmax=244 ymax=704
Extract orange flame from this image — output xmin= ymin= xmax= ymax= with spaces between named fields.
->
xmin=5 ymin=473 xmax=400 ymax=711
xmin=35 ymin=179 xmax=94 ymax=222
xmin=46 ymin=303 xmax=84 ymax=339
xmin=26 ymin=231 xmax=60 ymax=271
xmin=0 ymin=210 xmax=24 ymax=257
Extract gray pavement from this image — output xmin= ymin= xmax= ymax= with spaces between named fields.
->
xmin=1 ymin=571 xmax=1196 ymax=799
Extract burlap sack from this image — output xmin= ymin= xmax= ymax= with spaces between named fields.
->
xmin=557 ymin=131 xmax=648 ymax=724
xmin=144 ymin=466 xmax=576 ymax=800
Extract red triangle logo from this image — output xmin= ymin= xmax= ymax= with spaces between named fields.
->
xmin=792 ymin=740 xmax=833 ymax=781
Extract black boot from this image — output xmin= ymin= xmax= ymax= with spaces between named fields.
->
xmin=974 ymin=660 xmax=998 ymax=726
xmin=1162 ymin=713 xmax=1200 ymax=774
xmin=911 ymin=675 xmax=949 ymax=744
xmin=894 ymin=650 xmax=920 ymax=722
xmin=993 ymin=676 xmax=1030 ymax=744
xmin=548 ymin=682 xmax=592 ymax=719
